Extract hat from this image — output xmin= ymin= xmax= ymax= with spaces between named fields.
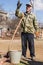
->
xmin=26 ymin=2 xmax=32 ymax=7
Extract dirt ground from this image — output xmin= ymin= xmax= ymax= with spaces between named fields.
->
xmin=0 ymin=38 xmax=43 ymax=65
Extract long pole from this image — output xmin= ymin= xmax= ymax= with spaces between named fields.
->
xmin=30 ymin=0 xmax=34 ymax=12
xmin=12 ymin=17 xmax=23 ymax=40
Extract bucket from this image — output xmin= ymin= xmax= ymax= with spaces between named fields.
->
xmin=9 ymin=50 xmax=22 ymax=64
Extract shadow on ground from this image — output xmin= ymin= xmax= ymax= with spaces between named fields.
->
xmin=20 ymin=59 xmax=43 ymax=65
xmin=28 ymin=61 xmax=43 ymax=65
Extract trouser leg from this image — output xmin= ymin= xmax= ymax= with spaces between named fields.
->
xmin=21 ymin=33 xmax=27 ymax=57
xmin=28 ymin=33 xmax=35 ymax=57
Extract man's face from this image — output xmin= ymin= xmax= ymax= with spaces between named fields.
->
xmin=26 ymin=6 xmax=32 ymax=12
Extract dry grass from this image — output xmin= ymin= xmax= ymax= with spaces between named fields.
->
xmin=0 ymin=38 xmax=43 ymax=65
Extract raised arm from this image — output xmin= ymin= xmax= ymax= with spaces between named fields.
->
xmin=15 ymin=0 xmax=24 ymax=18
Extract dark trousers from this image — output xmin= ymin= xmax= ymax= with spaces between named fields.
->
xmin=21 ymin=32 xmax=35 ymax=57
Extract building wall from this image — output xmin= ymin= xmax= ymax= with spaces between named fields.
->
xmin=0 ymin=11 xmax=8 ymax=21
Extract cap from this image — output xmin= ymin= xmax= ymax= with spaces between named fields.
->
xmin=26 ymin=2 xmax=32 ymax=7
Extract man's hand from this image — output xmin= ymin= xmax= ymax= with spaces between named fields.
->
xmin=35 ymin=31 xmax=40 ymax=38
xmin=17 ymin=0 xmax=22 ymax=9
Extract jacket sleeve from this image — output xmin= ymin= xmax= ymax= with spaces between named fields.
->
xmin=15 ymin=9 xmax=24 ymax=18
xmin=33 ymin=15 xmax=39 ymax=32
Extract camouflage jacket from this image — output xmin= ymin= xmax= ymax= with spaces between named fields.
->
xmin=15 ymin=9 xmax=39 ymax=34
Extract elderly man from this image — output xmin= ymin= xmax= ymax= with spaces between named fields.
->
xmin=15 ymin=1 xmax=39 ymax=60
